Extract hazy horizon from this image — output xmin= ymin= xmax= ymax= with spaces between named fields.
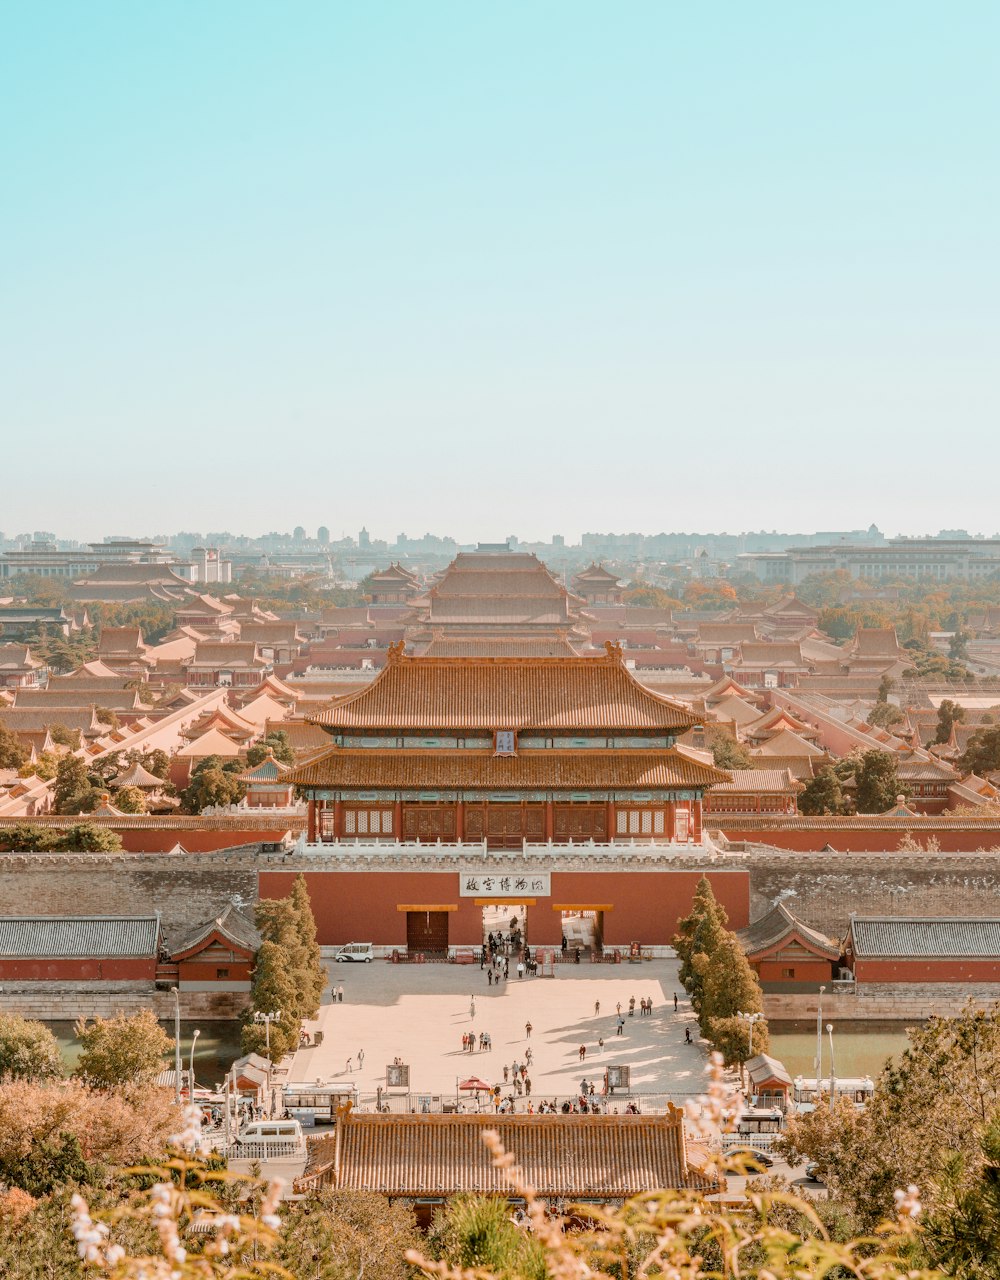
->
xmin=4 ymin=3 xmax=998 ymax=536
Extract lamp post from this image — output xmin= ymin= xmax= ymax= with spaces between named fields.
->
xmin=827 ymin=1023 xmax=837 ymax=1112
xmin=189 ymin=1029 xmax=200 ymax=1098
xmin=737 ymin=1010 xmax=763 ymax=1059
xmin=254 ymin=1010 xmax=282 ymax=1056
xmin=170 ymin=987 xmax=182 ymax=1106
xmin=816 ymin=985 xmax=825 ymax=1096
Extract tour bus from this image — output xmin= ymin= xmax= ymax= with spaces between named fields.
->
xmin=791 ymin=1076 xmax=875 ymax=1113
xmin=283 ymin=1085 xmax=357 ymax=1125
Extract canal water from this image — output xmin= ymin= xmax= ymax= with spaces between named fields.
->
xmin=768 ymin=1021 xmax=914 ymax=1079
xmin=47 ymin=1021 xmax=244 ymax=1089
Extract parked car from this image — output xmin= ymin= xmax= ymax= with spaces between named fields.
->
xmin=729 ymin=1148 xmax=774 ymax=1172
xmin=335 ymin=942 xmax=374 ymax=963
xmin=804 ymin=1161 xmax=825 ymax=1183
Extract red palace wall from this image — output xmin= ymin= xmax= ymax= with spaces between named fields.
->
xmin=259 ymin=868 xmax=750 ymax=948
xmin=718 ymin=826 xmax=1000 ymax=853
xmin=0 ymin=958 xmax=156 ymax=982
xmin=754 ymin=957 xmax=836 ymax=984
xmin=855 ymin=958 xmax=1000 ymax=984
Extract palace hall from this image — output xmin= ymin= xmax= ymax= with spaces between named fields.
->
xmin=277 ymin=644 xmax=747 ymax=952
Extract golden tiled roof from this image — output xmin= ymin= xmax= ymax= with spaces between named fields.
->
xmin=310 ymin=653 xmax=699 ymax=733
xmin=327 ymin=1111 xmax=714 ymax=1197
xmin=287 ymin=747 xmax=729 ymax=790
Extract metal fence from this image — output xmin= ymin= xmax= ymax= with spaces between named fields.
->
xmin=299 ymin=1089 xmax=706 ymax=1119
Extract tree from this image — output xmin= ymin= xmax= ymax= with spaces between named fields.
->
xmin=867 ymin=701 xmax=904 ymax=729
xmin=240 ymin=940 xmax=301 ymax=1061
xmin=780 ymin=1003 xmax=1000 ymax=1231
xmin=0 ymin=1013 xmax=63 ymax=1080
xmin=48 ymin=722 xmax=82 ymax=749
xmin=59 ymin=821 xmax=123 ymax=852
xmin=876 ymin=674 xmax=895 ymax=704
xmin=959 ymin=725 xmax=1000 ymax=776
xmin=74 ymin=1010 xmax=174 ymax=1089
xmin=673 ymin=877 xmax=729 ymax=1014
xmin=277 ymin=1188 xmax=419 ymax=1280
xmin=181 ymin=764 xmax=245 ymax=813
xmin=854 ymin=749 xmax=907 ymax=814
xmin=711 ymin=735 xmax=751 ymax=769
xmin=289 ymin=872 xmax=328 ymax=1016
xmin=935 ymin=698 xmax=966 ymax=745
xmin=699 ymin=933 xmax=769 ymax=1067
xmin=799 ymin=766 xmax=850 ymax=816
xmin=949 ymin=628 xmax=970 ymax=660
xmin=94 ymin=707 xmax=121 ymax=728
xmin=245 ymin=731 xmax=295 ymax=768
xmin=429 ymin=1193 xmax=547 ymax=1280
xmin=0 ymin=722 xmax=29 ymax=770
xmin=52 ymin=755 xmax=100 ymax=815
xmin=114 ymin=785 xmax=148 ymax=814
xmin=142 ymin=748 xmax=170 ymax=779
xmin=921 ymin=1116 xmax=1000 ymax=1279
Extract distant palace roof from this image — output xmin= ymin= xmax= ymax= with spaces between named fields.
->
xmin=309 ymin=650 xmax=700 ymax=733
xmin=847 ymin=917 xmax=1000 ymax=959
xmin=0 ymin=916 xmax=160 ymax=959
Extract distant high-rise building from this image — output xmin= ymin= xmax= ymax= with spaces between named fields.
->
xmin=359 ymin=527 xmax=371 ymax=549
xmin=293 ymin=525 xmax=306 ymax=541
xmin=317 ymin=526 xmax=330 ymax=544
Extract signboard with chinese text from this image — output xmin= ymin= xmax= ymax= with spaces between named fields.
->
xmin=459 ymin=871 xmax=551 ymax=897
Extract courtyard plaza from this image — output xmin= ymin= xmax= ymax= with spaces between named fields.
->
xmin=290 ymin=956 xmax=711 ymax=1104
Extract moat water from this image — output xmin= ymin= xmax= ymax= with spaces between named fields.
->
xmin=46 ymin=1020 xmax=245 ymax=1088
xmin=768 ymin=1021 xmax=914 ymax=1079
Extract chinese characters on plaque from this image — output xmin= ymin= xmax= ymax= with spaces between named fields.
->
xmin=459 ymin=871 xmax=551 ymax=897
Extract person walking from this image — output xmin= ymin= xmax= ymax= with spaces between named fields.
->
xmin=525 ymin=1077 xmax=532 ymax=1097
xmin=616 ymin=1001 xmax=622 ymax=1016
xmin=598 ymin=1037 xmax=604 ymax=1054
xmin=579 ymin=1044 xmax=586 ymax=1061
xmin=470 ymin=996 xmax=476 ymax=1021
xmin=674 ymin=992 xmax=678 ymax=1011
xmin=488 ymin=969 xmax=493 ymax=987
xmin=525 ymin=1046 xmax=532 ymax=1065
xmin=517 ymin=960 xmax=525 ymax=979
xmin=685 ymin=1026 xmax=692 ymax=1044
xmin=525 ymin=1021 xmax=533 ymax=1039
xmin=503 ymin=1065 xmax=509 ymax=1083
xmin=338 ymin=984 xmax=344 ymax=1003
xmin=358 ymin=1048 xmax=364 ymax=1068
xmin=616 ymin=1016 xmax=625 ymax=1036
xmin=628 ymin=996 xmax=636 ymax=1017
xmin=346 ymin=1057 xmax=353 ymax=1072
xmin=594 ymin=999 xmax=601 ymax=1017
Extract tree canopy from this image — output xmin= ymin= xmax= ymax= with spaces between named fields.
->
xmin=0 ymin=1013 xmax=63 ymax=1081
xmin=74 ymin=1010 xmax=174 ymax=1089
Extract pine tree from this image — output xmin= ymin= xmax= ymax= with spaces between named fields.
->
xmin=855 ymin=749 xmax=907 ymax=814
xmin=674 ymin=876 xmax=728 ymax=1013
xmin=290 ymin=873 xmax=327 ymax=1016
xmin=241 ymin=940 xmax=301 ymax=1061
xmin=700 ymin=933 xmax=769 ymax=1067
xmin=799 ymin=766 xmax=848 ymax=816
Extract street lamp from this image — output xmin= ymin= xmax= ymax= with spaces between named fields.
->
xmin=737 ymin=1010 xmax=763 ymax=1060
xmin=816 ymin=985 xmax=825 ymax=1091
xmin=170 ymin=987 xmax=182 ymax=1106
xmin=254 ymin=1010 xmax=282 ymax=1056
xmin=189 ymin=1028 xmax=200 ymax=1098
xmin=827 ymin=1023 xmax=837 ymax=1112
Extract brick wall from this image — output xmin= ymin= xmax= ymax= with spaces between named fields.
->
xmin=747 ymin=850 xmax=1000 ymax=939
xmin=765 ymin=983 xmax=1000 ymax=1022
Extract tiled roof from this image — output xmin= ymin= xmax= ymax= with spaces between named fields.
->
xmin=0 ymin=644 xmax=40 ymax=670
xmin=112 ymin=761 xmax=165 ymax=788
xmin=0 ymin=916 xmax=160 ymax=958
xmin=174 ymin=727 xmax=244 ymax=758
xmin=98 ymin=627 xmax=145 ymax=653
xmin=848 ymin=916 xmax=1000 ymax=959
xmin=77 ymin=564 xmax=189 ymax=585
xmin=851 ymin=627 xmax=901 ymax=656
xmin=0 ymin=707 xmax=99 ymax=734
xmin=171 ymin=902 xmax=261 ymax=957
xmin=734 ymin=643 xmax=806 ymax=668
xmin=329 ymin=1111 xmax=714 ymax=1196
xmin=425 ymin=599 xmax=575 ymax=624
xmin=696 ymin=624 xmax=760 ymax=643
xmin=710 ymin=768 xmax=803 ymax=794
xmin=237 ymin=752 xmax=291 ymax=783
xmin=746 ymin=1053 xmax=793 ymax=1088
xmin=238 ymin=623 xmax=303 ymax=644
xmin=737 ymin=902 xmax=840 ymax=959
xmin=573 ymin=563 xmax=620 ymax=583
xmin=190 ymin=642 xmax=267 ymax=668
xmin=310 ymin=655 xmax=699 ymax=732
xmin=14 ymin=689 xmax=143 ymax=712
xmin=422 ymin=638 xmax=582 ymax=658
xmin=288 ymin=747 xmax=729 ymax=790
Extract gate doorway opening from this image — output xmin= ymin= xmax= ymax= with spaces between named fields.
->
xmin=560 ymin=909 xmax=603 ymax=956
xmin=406 ymin=910 xmax=449 ymax=956
xmin=482 ymin=903 xmax=526 ymax=955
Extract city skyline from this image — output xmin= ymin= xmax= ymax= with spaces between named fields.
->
xmin=3 ymin=3 xmax=998 ymax=537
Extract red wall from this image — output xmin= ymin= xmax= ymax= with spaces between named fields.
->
xmin=258 ymin=869 xmax=749 ymax=948
xmin=0 ymin=958 xmax=155 ymax=981
xmin=856 ymin=958 xmax=1000 ymax=983
xmin=113 ymin=831 xmax=290 ymax=853
xmin=754 ymin=958 xmax=836 ymax=984
xmin=718 ymin=826 xmax=1000 ymax=853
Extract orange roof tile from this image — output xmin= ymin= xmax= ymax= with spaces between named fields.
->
xmin=310 ymin=653 xmax=699 ymax=733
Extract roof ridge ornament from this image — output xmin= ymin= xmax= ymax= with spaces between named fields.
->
xmin=386 ymin=640 xmax=407 ymax=665
xmin=604 ymin=639 xmax=624 ymax=663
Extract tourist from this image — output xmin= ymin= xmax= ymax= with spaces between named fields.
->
xmin=598 ymin=1037 xmax=604 ymax=1053
xmin=346 ymin=1057 xmax=352 ymax=1072
xmin=616 ymin=1001 xmax=622 ymax=1016
xmin=503 ymin=1065 xmax=509 ymax=1082
xmin=674 ymin=992 xmax=678 ymax=1011
xmin=561 ymin=934 xmax=568 ymax=954
xmin=594 ymin=999 xmax=600 ymax=1017
xmin=525 ymin=1020 xmax=533 ymax=1039
xmin=337 ymin=984 xmax=344 ymax=1003
xmin=685 ymin=1026 xmax=693 ymax=1044
xmin=579 ymin=1044 xmax=586 ymax=1061
xmin=517 ymin=960 xmax=525 ymax=979
xmin=629 ymin=996 xmax=635 ymax=1016
xmin=616 ymin=1016 xmax=625 ymax=1036
xmin=488 ymin=969 xmax=493 ymax=986
xmin=524 ymin=1046 xmax=532 ymax=1065
xmin=470 ymin=996 xmax=476 ymax=1020
xmin=574 ymin=947 xmax=581 ymax=964
xmin=524 ymin=1076 xmax=531 ymax=1096
xmin=358 ymin=1048 xmax=364 ymax=1068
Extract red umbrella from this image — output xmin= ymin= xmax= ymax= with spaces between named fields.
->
xmin=458 ymin=1077 xmax=492 ymax=1091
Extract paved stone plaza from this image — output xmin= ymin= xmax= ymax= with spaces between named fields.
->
xmin=290 ymin=957 xmax=710 ymax=1103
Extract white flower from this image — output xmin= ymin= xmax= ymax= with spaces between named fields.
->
xmin=894 ymin=1184 xmax=922 ymax=1219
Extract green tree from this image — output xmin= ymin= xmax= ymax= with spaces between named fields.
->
xmin=289 ymin=872 xmax=328 ymax=1016
xmin=245 ymin=731 xmax=295 ymax=767
xmin=276 ymin=1188 xmax=419 ymax=1280
xmin=854 ymin=749 xmax=908 ymax=814
xmin=699 ymin=933 xmax=769 ymax=1067
xmin=867 ymin=701 xmax=904 ymax=729
xmin=0 ymin=722 xmax=29 ymax=770
xmin=74 ymin=1010 xmax=173 ymax=1089
xmin=711 ymin=735 xmax=751 ymax=769
xmin=0 ymin=1012 xmax=63 ymax=1080
xmin=959 ymin=725 xmax=1000 ymax=776
xmin=673 ymin=876 xmax=729 ymax=1013
xmin=799 ymin=765 xmax=850 ymax=816
xmin=114 ymin=785 xmax=148 ymax=814
xmin=876 ymin=674 xmax=895 ymax=704
xmin=429 ymin=1193 xmax=547 ymax=1280
xmin=52 ymin=755 xmax=100 ymax=814
xmin=949 ymin=628 xmax=970 ymax=660
xmin=921 ymin=1116 xmax=1000 ymax=1279
xmin=240 ymin=940 xmax=301 ymax=1060
xmin=142 ymin=748 xmax=171 ymax=779
xmin=94 ymin=707 xmax=121 ymax=728
xmin=48 ymin=722 xmax=82 ymax=749
xmin=58 ymin=822 xmax=123 ymax=852
xmin=181 ymin=764 xmax=245 ymax=813
xmin=935 ymin=698 xmax=966 ymax=746
xmin=0 ymin=822 xmax=58 ymax=852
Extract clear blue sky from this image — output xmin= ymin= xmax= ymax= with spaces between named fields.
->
xmin=2 ymin=3 xmax=997 ymax=543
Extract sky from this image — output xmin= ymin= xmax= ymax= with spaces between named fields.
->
xmin=2 ymin=3 xmax=998 ymax=544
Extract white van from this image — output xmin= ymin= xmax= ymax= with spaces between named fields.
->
xmin=335 ymin=942 xmax=374 ymax=963
xmin=236 ymin=1118 xmax=305 ymax=1154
